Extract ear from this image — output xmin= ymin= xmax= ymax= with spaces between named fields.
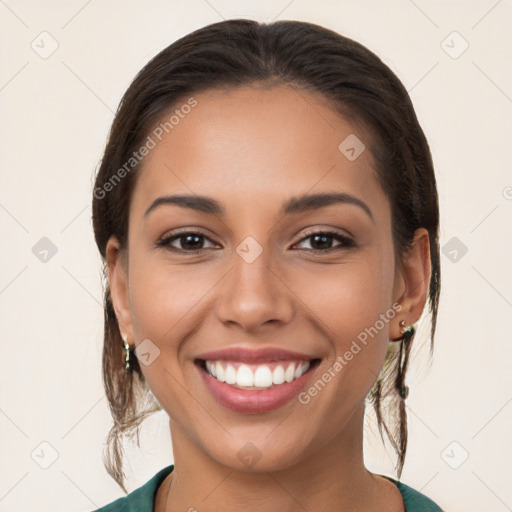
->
xmin=391 ymin=228 xmax=432 ymax=341
xmin=105 ymin=236 xmax=134 ymax=344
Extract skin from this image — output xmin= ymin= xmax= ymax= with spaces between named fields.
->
xmin=106 ymin=83 xmax=431 ymax=512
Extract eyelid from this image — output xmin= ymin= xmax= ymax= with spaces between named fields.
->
xmin=295 ymin=226 xmax=353 ymax=241
xmin=156 ymin=228 xmax=218 ymax=250
xmin=292 ymin=228 xmax=354 ymax=250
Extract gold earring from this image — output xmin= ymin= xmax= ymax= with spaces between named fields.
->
xmin=399 ymin=320 xmax=414 ymax=334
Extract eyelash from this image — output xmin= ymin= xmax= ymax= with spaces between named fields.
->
xmin=155 ymin=229 xmax=355 ymax=254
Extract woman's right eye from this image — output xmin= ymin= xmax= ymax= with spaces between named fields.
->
xmin=156 ymin=232 xmax=218 ymax=253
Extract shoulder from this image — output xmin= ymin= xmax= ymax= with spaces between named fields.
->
xmin=90 ymin=465 xmax=175 ymax=512
xmin=380 ymin=475 xmax=444 ymax=511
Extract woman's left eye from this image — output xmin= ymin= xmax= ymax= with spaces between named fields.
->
xmin=156 ymin=230 xmax=354 ymax=254
xmin=293 ymin=231 xmax=355 ymax=252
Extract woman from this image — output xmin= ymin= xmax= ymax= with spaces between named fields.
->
xmin=91 ymin=18 xmax=443 ymax=511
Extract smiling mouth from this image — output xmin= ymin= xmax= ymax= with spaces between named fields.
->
xmin=195 ymin=358 xmax=321 ymax=390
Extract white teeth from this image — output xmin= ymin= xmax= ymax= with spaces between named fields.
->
xmin=225 ymin=364 xmax=237 ymax=384
xmin=295 ymin=361 xmax=310 ymax=379
xmin=272 ymin=365 xmax=285 ymax=385
xmin=206 ymin=360 xmax=217 ymax=377
xmin=285 ymin=363 xmax=295 ymax=382
xmin=237 ymin=365 xmax=254 ymax=386
xmin=204 ymin=360 xmax=313 ymax=389
xmin=254 ymin=366 xmax=273 ymax=387
xmin=215 ymin=361 xmax=225 ymax=382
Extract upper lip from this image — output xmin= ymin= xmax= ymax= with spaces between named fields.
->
xmin=195 ymin=347 xmax=318 ymax=363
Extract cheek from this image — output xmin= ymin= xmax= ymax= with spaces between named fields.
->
xmin=126 ymin=256 xmax=223 ymax=396
xmin=298 ymin=258 xmax=393 ymax=334
xmin=294 ymin=253 xmax=394 ymax=380
xmin=128 ymin=251 xmax=214 ymax=336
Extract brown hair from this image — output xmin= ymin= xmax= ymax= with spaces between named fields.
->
xmin=92 ymin=18 xmax=441 ymax=493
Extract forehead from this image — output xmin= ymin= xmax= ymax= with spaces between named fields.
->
xmin=131 ymin=84 xmax=389 ymax=219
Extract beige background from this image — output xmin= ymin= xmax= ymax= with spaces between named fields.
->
xmin=1 ymin=0 xmax=511 ymax=510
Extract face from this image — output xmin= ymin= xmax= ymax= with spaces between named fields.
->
xmin=107 ymin=83 xmax=426 ymax=473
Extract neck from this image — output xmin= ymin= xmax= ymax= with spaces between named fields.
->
xmin=157 ymin=403 xmax=401 ymax=512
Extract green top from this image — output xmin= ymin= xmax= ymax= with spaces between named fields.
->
xmin=92 ymin=465 xmax=443 ymax=511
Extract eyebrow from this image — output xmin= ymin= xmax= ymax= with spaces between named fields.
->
xmin=144 ymin=192 xmax=374 ymax=222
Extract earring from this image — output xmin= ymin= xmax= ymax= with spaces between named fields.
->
xmin=121 ymin=333 xmax=132 ymax=372
xmin=399 ymin=320 xmax=414 ymax=335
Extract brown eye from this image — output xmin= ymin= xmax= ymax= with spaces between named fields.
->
xmin=156 ymin=231 xmax=217 ymax=253
xmin=293 ymin=231 xmax=355 ymax=252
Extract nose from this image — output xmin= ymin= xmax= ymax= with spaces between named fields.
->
xmin=215 ymin=245 xmax=294 ymax=333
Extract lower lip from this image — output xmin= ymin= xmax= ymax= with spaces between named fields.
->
xmin=196 ymin=360 xmax=320 ymax=413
